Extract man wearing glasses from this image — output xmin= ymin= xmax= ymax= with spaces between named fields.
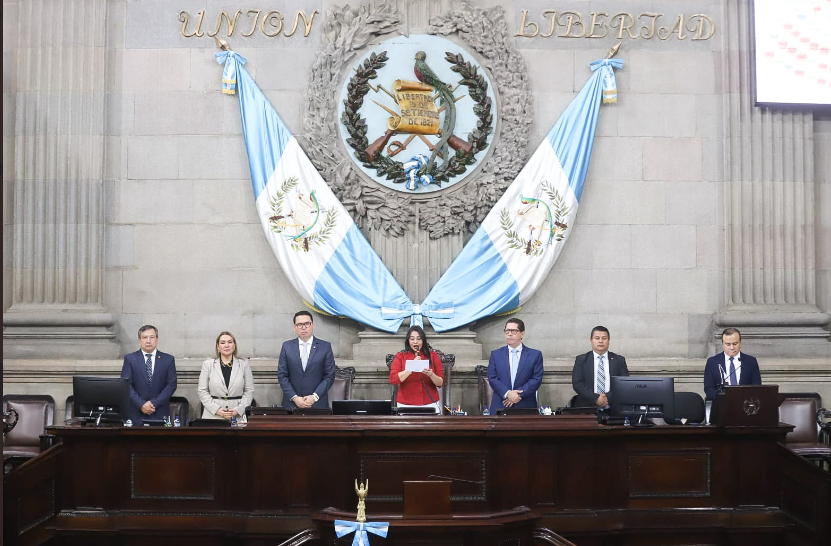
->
xmin=277 ymin=311 xmax=336 ymax=410
xmin=486 ymin=318 xmax=544 ymax=414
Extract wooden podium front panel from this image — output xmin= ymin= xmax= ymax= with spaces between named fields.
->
xmin=627 ymin=449 xmax=711 ymax=499
xmin=23 ymin=417 xmax=797 ymax=545
xmin=360 ymin=451 xmax=487 ymax=503
xmin=130 ymin=452 xmax=216 ymax=500
xmin=713 ymin=385 xmax=780 ymax=427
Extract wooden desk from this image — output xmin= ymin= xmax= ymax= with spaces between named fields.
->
xmin=314 ymin=506 xmax=540 ymax=546
xmin=3 ymin=416 xmax=802 ymax=545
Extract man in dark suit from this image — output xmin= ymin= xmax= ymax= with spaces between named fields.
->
xmin=120 ymin=325 xmax=178 ymax=425
xmin=703 ymin=327 xmax=761 ymax=400
xmin=571 ymin=326 xmax=629 ymax=408
xmin=277 ymin=311 xmax=336 ymax=409
xmin=487 ymin=318 xmax=544 ymax=413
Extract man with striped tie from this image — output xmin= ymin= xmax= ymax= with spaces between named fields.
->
xmin=120 ymin=325 xmax=178 ymax=425
xmin=571 ymin=326 xmax=629 ymax=408
xmin=703 ymin=328 xmax=762 ymax=400
xmin=486 ymin=318 xmax=545 ymax=414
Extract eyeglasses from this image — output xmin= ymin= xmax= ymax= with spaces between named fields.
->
xmin=504 ymin=328 xmax=521 ymax=334
xmin=294 ymin=322 xmax=313 ymax=328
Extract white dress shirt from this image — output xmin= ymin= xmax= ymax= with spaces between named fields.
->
xmin=299 ymin=336 xmax=315 ymax=369
xmin=722 ymin=352 xmax=743 ymax=385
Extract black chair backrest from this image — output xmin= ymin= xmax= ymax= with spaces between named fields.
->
xmin=328 ymin=366 xmax=356 ymax=409
xmin=3 ymin=395 xmax=56 ymax=449
xmin=674 ymin=391 xmax=705 ymax=423
xmin=781 ymin=392 xmax=822 ymax=405
xmin=168 ymin=396 xmax=190 ymax=426
xmin=475 ymin=365 xmax=492 ymax=415
xmin=779 ymin=398 xmax=819 ymax=444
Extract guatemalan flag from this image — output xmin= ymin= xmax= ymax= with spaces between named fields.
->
xmin=420 ymin=59 xmax=623 ymax=332
xmin=217 ymin=50 xmax=412 ymax=333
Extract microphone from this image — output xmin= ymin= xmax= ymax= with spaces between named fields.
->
xmin=716 ymin=360 xmax=727 ymax=395
xmin=717 ymin=358 xmax=743 ymax=393
xmin=427 ymin=474 xmax=486 ymax=485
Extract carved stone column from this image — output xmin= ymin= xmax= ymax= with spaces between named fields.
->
xmin=3 ymin=0 xmax=118 ymax=358
xmin=715 ymin=0 xmax=830 ymax=356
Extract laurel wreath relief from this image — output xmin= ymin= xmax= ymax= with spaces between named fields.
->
xmin=301 ymin=3 xmax=533 ymax=239
xmin=499 ymin=181 xmax=571 ymax=257
xmin=340 ymin=51 xmax=494 ymax=187
xmin=269 ymin=176 xmax=339 ymax=252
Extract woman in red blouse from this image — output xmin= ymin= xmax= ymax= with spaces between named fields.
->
xmin=389 ymin=326 xmax=444 ymax=413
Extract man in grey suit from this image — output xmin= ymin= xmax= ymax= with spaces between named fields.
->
xmin=277 ymin=311 xmax=336 ymax=409
xmin=571 ymin=326 xmax=629 ymax=408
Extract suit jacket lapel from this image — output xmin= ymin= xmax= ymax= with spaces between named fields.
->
xmin=515 ymin=348 xmax=528 ymax=386
xmin=291 ymin=340 xmax=302 ymax=372
xmin=307 ymin=341 xmax=319 ymax=371
xmin=501 ymin=346 xmax=510 ymax=383
xmin=584 ymin=352 xmax=594 ymax=385
xmin=212 ymin=359 xmax=228 ymax=397
xmin=228 ymin=357 xmax=241 ymax=395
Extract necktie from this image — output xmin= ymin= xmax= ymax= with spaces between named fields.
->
xmin=729 ymin=356 xmax=737 ymax=386
xmin=301 ymin=342 xmax=309 ymax=371
xmin=145 ymin=353 xmax=153 ymax=383
xmin=510 ymin=349 xmax=519 ymax=388
xmin=597 ymin=355 xmax=606 ymax=394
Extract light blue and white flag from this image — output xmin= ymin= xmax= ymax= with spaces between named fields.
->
xmin=217 ymin=50 xmax=412 ymax=333
xmin=334 ymin=520 xmax=389 ymax=546
xmin=420 ymin=59 xmax=623 ymax=332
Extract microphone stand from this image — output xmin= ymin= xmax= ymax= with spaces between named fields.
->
xmin=716 ymin=360 xmax=727 ymax=396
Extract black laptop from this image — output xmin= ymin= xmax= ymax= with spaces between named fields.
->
xmin=331 ymin=400 xmax=393 ymax=416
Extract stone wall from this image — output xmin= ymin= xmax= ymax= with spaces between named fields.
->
xmin=3 ymin=0 xmax=829 ymax=410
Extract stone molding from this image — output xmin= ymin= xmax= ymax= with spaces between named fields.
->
xmin=3 ymin=0 xmax=118 ymax=358
xmin=716 ymin=0 xmax=829 ymax=355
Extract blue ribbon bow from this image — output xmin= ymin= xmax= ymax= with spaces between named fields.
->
xmin=381 ymin=302 xmax=455 ymax=329
xmin=589 ymin=58 xmax=624 ymax=104
xmin=215 ymin=51 xmax=247 ymax=95
xmin=402 ymin=155 xmax=433 ymax=190
xmin=334 ymin=520 xmax=389 ymax=546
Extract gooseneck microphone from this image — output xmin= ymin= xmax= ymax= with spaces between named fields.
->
xmin=427 ymin=474 xmax=486 ymax=485
xmin=717 ymin=357 xmax=743 ymax=394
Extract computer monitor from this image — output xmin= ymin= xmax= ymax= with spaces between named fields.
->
xmin=72 ymin=376 xmax=131 ymax=423
xmin=610 ymin=376 xmax=675 ymax=423
xmin=331 ymin=400 xmax=392 ymax=416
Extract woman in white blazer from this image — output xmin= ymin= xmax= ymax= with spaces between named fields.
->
xmin=198 ymin=331 xmax=255 ymax=421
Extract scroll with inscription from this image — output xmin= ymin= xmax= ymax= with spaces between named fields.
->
xmin=387 ymin=80 xmax=439 ymax=135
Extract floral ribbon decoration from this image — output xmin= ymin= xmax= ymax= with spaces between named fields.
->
xmin=402 ymin=155 xmax=433 ymax=190
xmin=334 ymin=520 xmax=389 ymax=546
xmin=215 ymin=51 xmax=246 ymax=95
xmin=590 ymin=58 xmax=623 ymax=104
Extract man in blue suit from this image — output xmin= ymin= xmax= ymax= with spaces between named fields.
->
xmin=487 ymin=318 xmax=544 ymax=413
xmin=277 ymin=311 xmax=336 ymax=409
xmin=704 ymin=327 xmax=762 ymax=400
xmin=120 ymin=325 xmax=178 ymax=425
